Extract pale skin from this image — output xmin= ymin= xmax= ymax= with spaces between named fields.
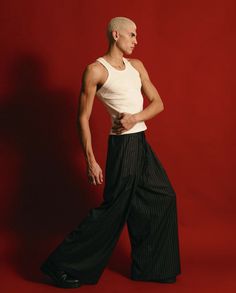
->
xmin=77 ymin=22 xmax=164 ymax=186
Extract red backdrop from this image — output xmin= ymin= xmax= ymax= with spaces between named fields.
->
xmin=0 ymin=0 xmax=235 ymax=291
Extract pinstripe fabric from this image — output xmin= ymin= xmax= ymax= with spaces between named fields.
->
xmin=40 ymin=131 xmax=181 ymax=284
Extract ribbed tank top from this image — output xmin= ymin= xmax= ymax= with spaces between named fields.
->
xmin=95 ymin=56 xmax=147 ymax=135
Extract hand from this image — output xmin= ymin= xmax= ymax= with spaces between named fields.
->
xmin=112 ymin=112 xmax=137 ymax=134
xmin=86 ymin=161 xmax=103 ymax=185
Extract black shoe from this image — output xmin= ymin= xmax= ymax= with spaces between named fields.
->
xmin=156 ymin=276 xmax=176 ymax=283
xmin=40 ymin=261 xmax=81 ymax=288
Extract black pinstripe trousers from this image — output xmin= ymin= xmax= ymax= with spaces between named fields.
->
xmin=40 ymin=131 xmax=181 ymax=284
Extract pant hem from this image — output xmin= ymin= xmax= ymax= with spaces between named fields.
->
xmin=130 ymin=271 xmax=181 ymax=282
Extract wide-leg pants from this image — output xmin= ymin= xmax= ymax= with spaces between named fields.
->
xmin=41 ymin=131 xmax=181 ymax=284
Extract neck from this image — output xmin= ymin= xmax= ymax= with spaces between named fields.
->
xmin=104 ymin=43 xmax=124 ymax=63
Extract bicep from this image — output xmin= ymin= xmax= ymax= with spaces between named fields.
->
xmin=140 ymin=66 xmax=163 ymax=104
xmin=133 ymin=59 xmax=163 ymax=104
xmin=141 ymin=77 xmax=163 ymax=104
xmin=78 ymin=88 xmax=96 ymax=120
xmin=78 ymin=66 xmax=99 ymax=120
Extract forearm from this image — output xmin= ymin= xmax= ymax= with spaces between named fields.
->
xmin=77 ymin=117 xmax=96 ymax=165
xmin=133 ymin=99 xmax=164 ymax=123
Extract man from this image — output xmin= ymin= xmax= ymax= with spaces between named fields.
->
xmin=40 ymin=16 xmax=181 ymax=288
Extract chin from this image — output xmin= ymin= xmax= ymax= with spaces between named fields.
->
xmin=125 ymin=50 xmax=133 ymax=55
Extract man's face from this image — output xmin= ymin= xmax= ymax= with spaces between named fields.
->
xmin=115 ymin=24 xmax=138 ymax=55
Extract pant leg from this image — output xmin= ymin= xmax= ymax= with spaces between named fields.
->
xmin=40 ymin=132 xmax=146 ymax=284
xmin=127 ymin=138 xmax=181 ymax=281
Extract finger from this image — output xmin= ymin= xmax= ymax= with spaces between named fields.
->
xmin=112 ymin=123 xmax=123 ymax=130
xmin=114 ymin=128 xmax=125 ymax=134
xmin=113 ymin=119 xmax=121 ymax=125
xmin=99 ymin=172 xmax=103 ymax=183
xmin=99 ymin=171 xmax=103 ymax=183
xmin=95 ymin=175 xmax=101 ymax=185
xmin=112 ymin=125 xmax=125 ymax=131
xmin=93 ymin=178 xmax=97 ymax=185
xmin=89 ymin=175 xmax=96 ymax=185
xmin=114 ymin=130 xmax=123 ymax=135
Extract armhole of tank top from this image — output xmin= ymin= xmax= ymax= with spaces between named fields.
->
xmin=96 ymin=58 xmax=111 ymax=91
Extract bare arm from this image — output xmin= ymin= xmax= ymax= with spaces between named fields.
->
xmin=132 ymin=59 xmax=164 ymax=122
xmin=77 ymin=64 xmax=103 ymax=185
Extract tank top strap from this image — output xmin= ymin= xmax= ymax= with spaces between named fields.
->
xmin=96 ymin=57 xmax=128 ymax=72
xmin=124 ymin=57 xmax=137 ymax=67
xmin=96 ymin=57 xmax=112 ymax=72
xmin=122 ymin=57 xmax=134 ymax=71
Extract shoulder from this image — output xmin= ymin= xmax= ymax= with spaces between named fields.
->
xmin=84 ymin=61 xmax=105 ymax=77
xmin=126 ymin=58 xmax=143 ymax=66
xmin=82 ymin=60 xmax=106 ymax=83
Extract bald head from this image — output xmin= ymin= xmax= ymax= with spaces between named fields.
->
xmin=106 ymin=16 xmax=136 ymax=43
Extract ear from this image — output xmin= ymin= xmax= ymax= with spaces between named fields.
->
xmin=112 ymin=30 xmax=119 ymax=41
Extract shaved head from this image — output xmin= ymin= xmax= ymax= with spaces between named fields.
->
xmin=106 ymin=16 xmax=136 ymax=43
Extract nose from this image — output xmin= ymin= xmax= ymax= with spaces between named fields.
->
xmin=134 ymin=38 xmax=138 ymax=45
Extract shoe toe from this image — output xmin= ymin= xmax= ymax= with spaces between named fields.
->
xmin=41 ymin=262 xmax=81 ymax=288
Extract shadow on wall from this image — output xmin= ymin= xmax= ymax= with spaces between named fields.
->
xmin=0 ymin=53 xmax=104 ymax=280
xmin=0 ymin=53 xmax=130 ymax=282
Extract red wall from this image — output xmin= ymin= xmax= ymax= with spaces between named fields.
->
xmin=0 ymin=0 xmax=235 ymax=273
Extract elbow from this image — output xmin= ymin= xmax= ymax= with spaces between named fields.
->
xmin=157 ymin=101 xmax=164 ymax=113
xmin=78 ymin=112 xmax=90 ymax=122
xmin=152 ymin=96 xmax=164 ymax=113
xmin=77 ymin=114 xmax=89 ymax=129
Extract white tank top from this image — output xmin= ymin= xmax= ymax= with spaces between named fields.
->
xmin=95 ymin=56 xmax=147 ymax=135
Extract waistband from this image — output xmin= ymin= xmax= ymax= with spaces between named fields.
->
xmin=108 ymin=131 xmax=146 ymax=145
xmin=109 ymin=130 xmax=146 ymax=138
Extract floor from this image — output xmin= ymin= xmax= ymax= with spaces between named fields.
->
xmin=1 ymin=223 xmax=236 ymax=293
